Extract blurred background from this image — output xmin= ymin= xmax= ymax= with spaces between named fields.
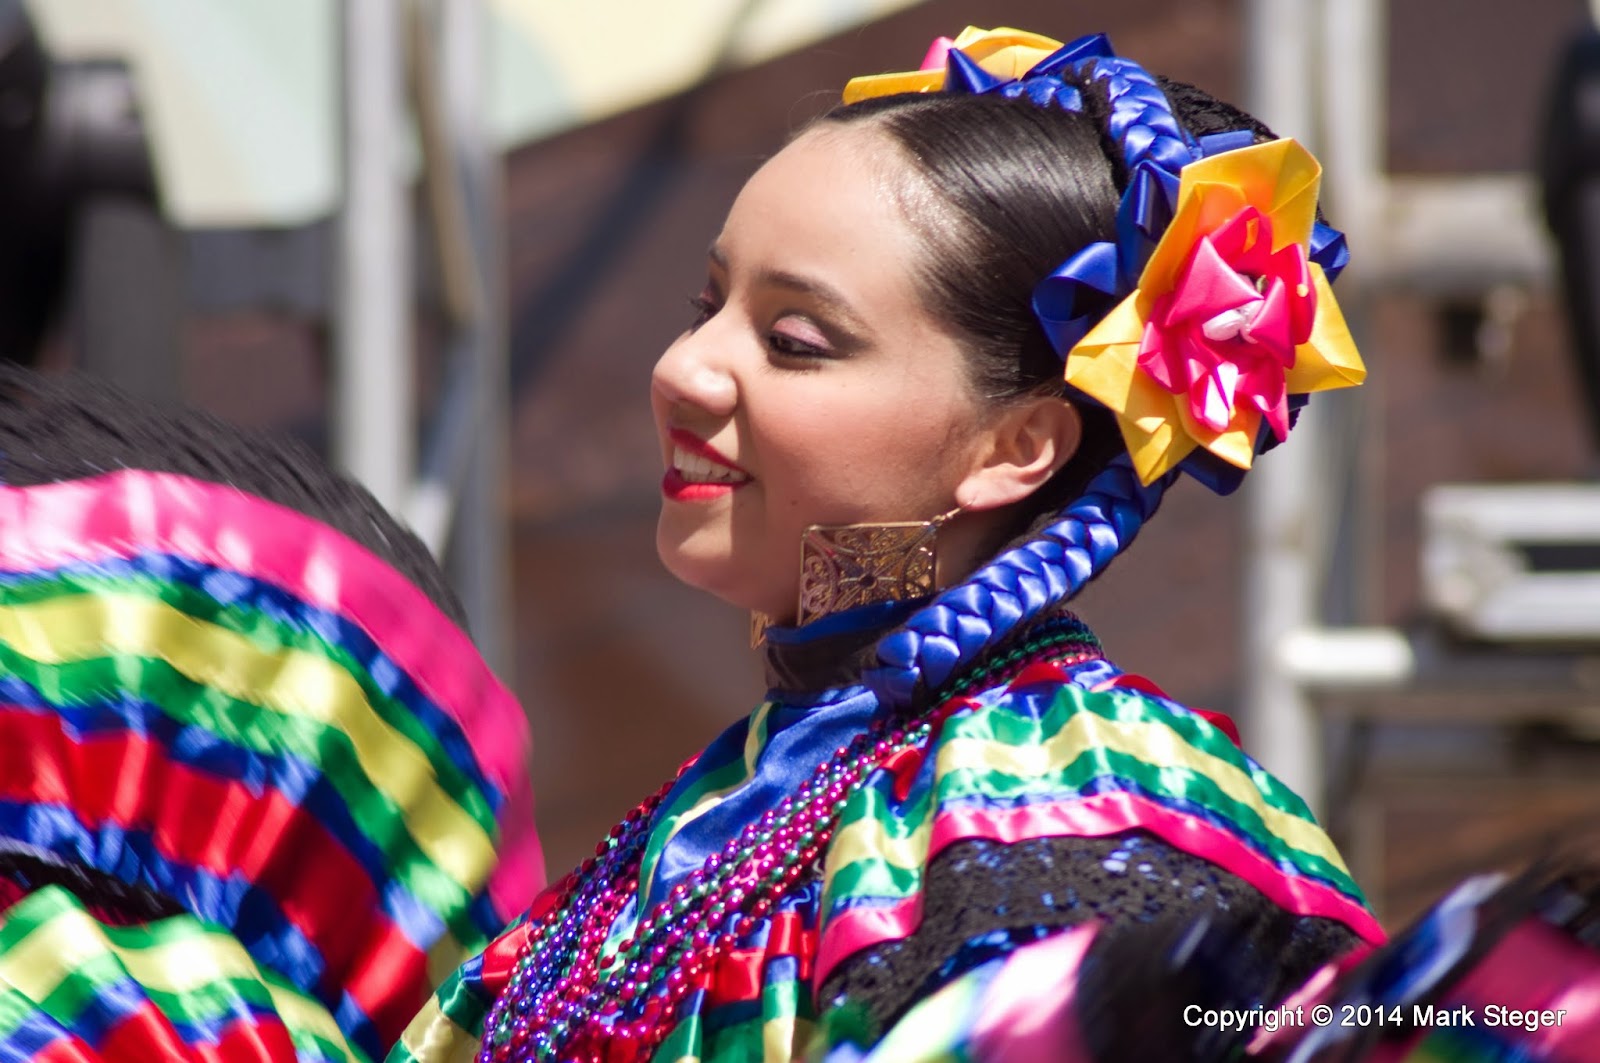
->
xmin=6 ymin=0 xmax=1600 ymax=928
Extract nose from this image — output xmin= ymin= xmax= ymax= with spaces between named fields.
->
xmin=651 ymin=324 xmax=738 ymax=420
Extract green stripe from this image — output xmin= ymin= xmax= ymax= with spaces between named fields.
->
xmin=958 ymin=684 xmax=1321 ymax=826
xmin=820 ymin=692 xmax=1361 ymax=922
xmin=651 ymin=1004 xmax=704 ymax=1062
xmin=429 ymin=962 xmax=493 ymax=1037
xmin=4 ymin=950 xmax=123 ymax=1041
xmin=938 ymin=748 xmax=1357 ymax=895
xmin=0 ymin=570 xmax=497 ymax=840
xmin=697 ymin=1014 xmax=767 ymax=1063
xmin=826 ymin=860 xmax=925 ymax=912
xmin=760 ymin=970 xmax=807 ymax=1022
xmin=0 ymin=642 xmax=481 ymax=946
xmin=0 ymin=890 xmax=370 ymax=1061
xmin=822 ymin=748 xmax=1357 ymax=915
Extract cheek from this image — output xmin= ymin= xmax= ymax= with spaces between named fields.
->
xmin=752 ymin=382 xmax=976 ymax=517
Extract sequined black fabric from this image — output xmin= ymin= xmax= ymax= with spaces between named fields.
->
xmin=818 ymin=831 xmax=1359 ymax=1042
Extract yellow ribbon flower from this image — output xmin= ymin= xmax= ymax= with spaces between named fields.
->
xmin=1064 ymin=139 xmax=1366 ymax=484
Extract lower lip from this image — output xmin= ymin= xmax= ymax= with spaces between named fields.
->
xmin=662 ymin=468 xmax=749 ymax=502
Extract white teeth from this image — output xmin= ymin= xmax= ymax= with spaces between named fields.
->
xmin=672 ymin=445 xmax=748 ymax=484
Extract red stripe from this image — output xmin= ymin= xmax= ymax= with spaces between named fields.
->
xmin=95 ymin=1003 xmax=304 ymax=1063
xmin=341 ymin=925 xmax=428 ymax=1044
xmin=189 ymin=1018 xmax=303 ymax=1063
xmin=703 ymin=912 xmax=816 ymax=1009
xmin=479 ymin=920 xmax=535 ymax=993
xmin=814 ymin=791 xmax=1384 ymax=985
xmin=0 ymin=469 xmax=542 ymax=916
xmin=27 ymin=1035 xmax=102 ymax=1063
xmin=0 ymin=710 xmax=426 ymax=1013
xmin=95 ymin=1003 xmax=190 ymax=1062
xmin=1451 ymin=919 xmax=1600 ymax=1055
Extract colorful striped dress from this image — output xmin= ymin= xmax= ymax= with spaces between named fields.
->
xmin=393 ymin=606 xmax=1381 ymax=1063
xmin=0 ymin=471 xmax=542 ymax=1063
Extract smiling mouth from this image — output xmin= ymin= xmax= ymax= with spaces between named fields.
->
xmin=671 ymin=444 xmax=750 ymax=485
xmin=663 ymin=431 xmax=751 ymax=501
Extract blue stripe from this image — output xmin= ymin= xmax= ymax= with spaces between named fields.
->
xmin=0 ymin=551 xmax=500 ymax=815
xmin=0 ymin=688 xmax=451 ymax=945
xmin=0 ymin=806 xmax=388 ymax=1057
xmin=0 ymin=802 xmax=344 ymax=994
xmin=0 ymin=1006 xmax=73 ymax=1062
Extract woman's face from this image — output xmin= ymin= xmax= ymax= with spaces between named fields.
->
xmin=651 ymin=124 xmax=999 ymax=622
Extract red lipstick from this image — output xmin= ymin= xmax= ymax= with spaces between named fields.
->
xmin=663 ymin=429 xmax=751 ymax=502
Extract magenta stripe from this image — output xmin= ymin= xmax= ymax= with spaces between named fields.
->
xmin=0 ymin=471 xmax=541 ymax=909
xmin=816 ymin=791 xmax=1383 ymax=984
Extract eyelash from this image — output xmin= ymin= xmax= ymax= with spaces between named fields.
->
xmin=686 ymin=293 xmax=717 ymax=329
xmin=684 ymin=292 xmax=831 ymax=361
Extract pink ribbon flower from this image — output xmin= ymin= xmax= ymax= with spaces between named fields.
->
xmin=1064 ymin=139 xmax=1366 ymax=484
xmin=1136 ymin=205 xmax=1313 ymax=442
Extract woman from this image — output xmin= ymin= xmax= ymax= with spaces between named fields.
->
xmin=394 ymin=26 xmax=1380 ymax=1063
xmin=0 ymin=365 xmax=541 ymax=1062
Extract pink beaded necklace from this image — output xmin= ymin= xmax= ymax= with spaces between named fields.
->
xmin=481 ymin=636 xmax=1102 ymax=1063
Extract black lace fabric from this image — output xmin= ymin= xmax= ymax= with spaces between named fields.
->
xmin=818 ymin=830 xmax=1359 ymax=1042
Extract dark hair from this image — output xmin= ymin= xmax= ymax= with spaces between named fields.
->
xmin=817 ymin=73 xmax=1277 ymax=522
xmin=0 ymin=840 xmax=188 ymax=926
xmin=0 ymin=363 xmax=469 ymax=629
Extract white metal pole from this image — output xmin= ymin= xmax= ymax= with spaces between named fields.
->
xmin=1321 ymin=0 xmax=1384 ymax=260
xmin=437 ymin=0 xmax=513 ymax=675
xmin=1242 ymin=0 xmax=1326 ymax=811
xmin=336 ymin=0 xmax=412 ymax=513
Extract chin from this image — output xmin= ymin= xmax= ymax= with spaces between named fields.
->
xmin=655 ymin=522 xmax=788 ymax=618
xmin=656 ymin=523 xmax=737 ymax=601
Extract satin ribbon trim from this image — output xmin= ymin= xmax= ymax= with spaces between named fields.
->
xmin=0 ymin=655 xmax=486 ymax=950
xmin=0 ymin=591 xmax=495 ymax=896
xmin=0 ymin=472 xmax=538 ymax=915
xmin=932 ymin=711 xmax=1344 ymax=871
xmin=813 ymin=788 xmax=1383 ymax=986
xmin=637 ymin=704 xmax=773 ymax=901
xmin=0 ymin=558 xmax=501 ymax=822
xmin=0 ymin=888 xmax=366 ymax=1061
xmin=0 ymin=1007 xmax=346 ymax=1063
xmin=0 ymin=700 xmax=450 ymax=954
xmin=822 ymin=687 xmax=1354 ymax=912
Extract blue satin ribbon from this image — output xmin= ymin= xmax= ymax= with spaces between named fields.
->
xmin=640 ymin=689 xmax=883 ymax=913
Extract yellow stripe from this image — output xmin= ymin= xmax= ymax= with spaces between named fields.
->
xmin=934 ymin=711 xmax=1348 ymax=871
xmin=823 ymin=709 xmax=1347 ymax=893
xmin=0 ymin=899 xmax=358 ymax=1056
xmin=0 ymin=593 xmax=494 ymax=888
xmin=396 ymin=997 xmax=481 ymax=1063
xmin=763 ymin=1013 xmax=813 ymax=1062
xmin=825 ymin=808 xmax=930 ymax=899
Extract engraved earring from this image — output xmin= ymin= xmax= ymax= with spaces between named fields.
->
xmin=793 ymin=506 xmax=962 ymax=627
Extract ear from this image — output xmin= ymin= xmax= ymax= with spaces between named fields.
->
xmin=954 ymin=396 xmax=1082 ymax=512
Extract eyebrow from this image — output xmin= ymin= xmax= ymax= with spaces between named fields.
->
xmin=707 ymin=243 xmax=871 ymax=336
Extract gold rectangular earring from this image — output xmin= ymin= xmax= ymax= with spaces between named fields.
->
xmin=795 ymin=508 xmax=960 ymax=627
